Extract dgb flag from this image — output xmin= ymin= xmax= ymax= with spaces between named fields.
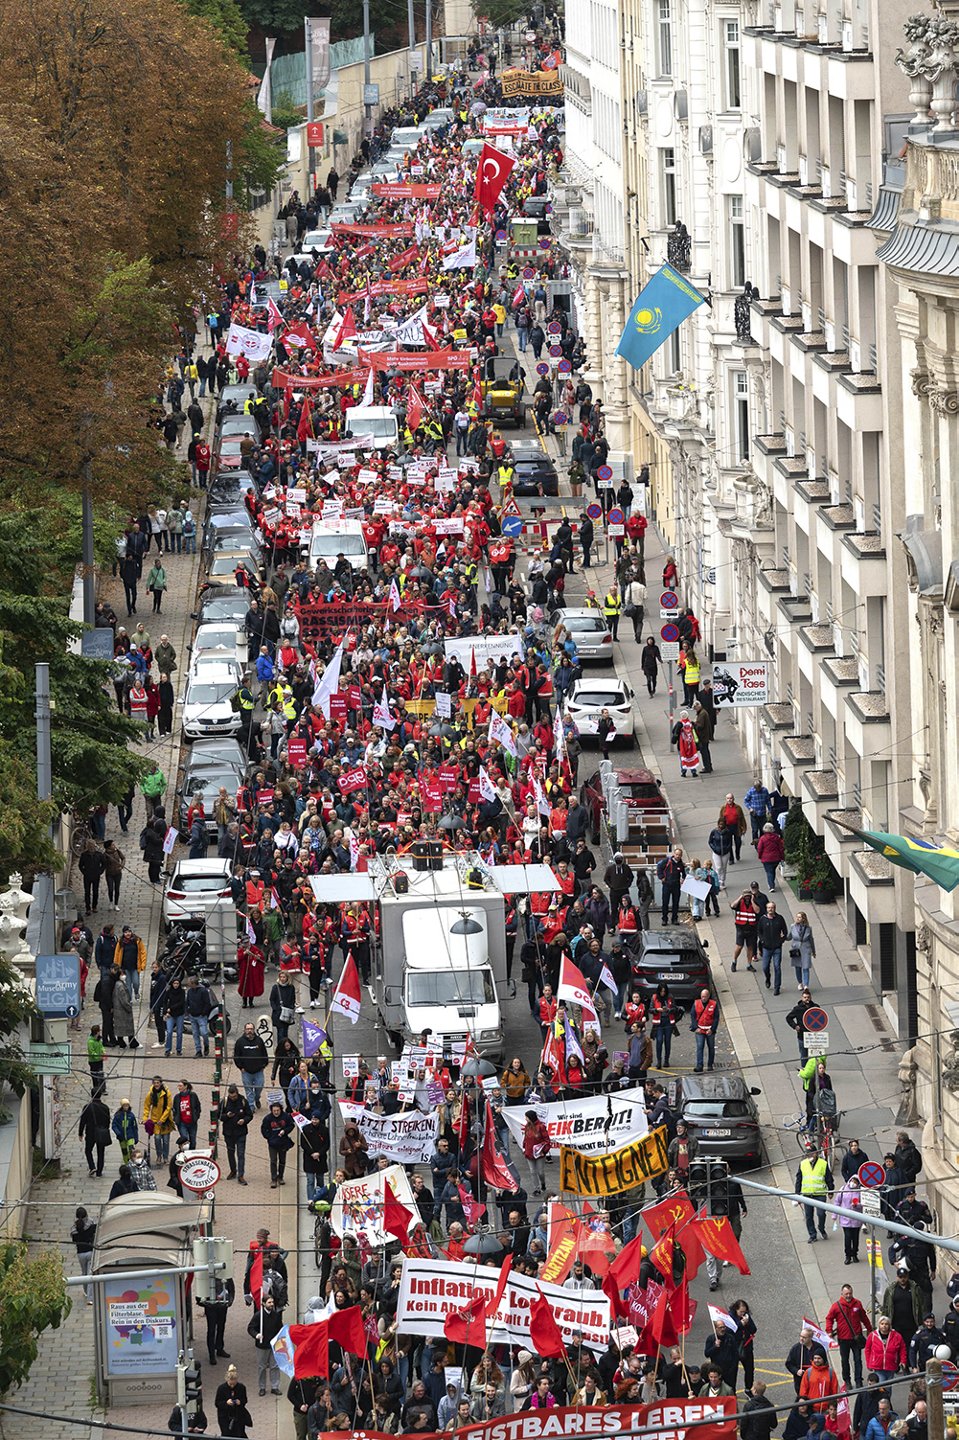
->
xmin=616 ymin=263 xmax=707 ymax=370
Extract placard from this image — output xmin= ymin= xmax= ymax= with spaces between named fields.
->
xmin=712 ymin=661 xmax=771 ymax=708
xmin=338 ymin=1101 xmax=440 ymax=1163
xmin=558 ymin=1126 xmax=670 ymax=1196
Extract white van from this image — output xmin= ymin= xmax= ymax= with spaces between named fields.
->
xmin=345 ymin=404 xmax=400 ymax=451
xmin=390 ymin=127 xmax=422 ymax=150
xmin=308 ymin=519 xmax=369 ymax=573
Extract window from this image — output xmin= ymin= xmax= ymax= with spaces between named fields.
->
xmin=723 ymin=20 xmax=741 ymax=109
xmin=662 ymin=147 xmax=677 ymax=226
xmin=728 ymin=194 xmax=745 ymax=287
xmin=658 ymin=0 xmax=673 ymax=75
xmin=733 ymin=370 xmax=750 ymax=461
xmin=668 ymin=330 xmax=681 ymax=374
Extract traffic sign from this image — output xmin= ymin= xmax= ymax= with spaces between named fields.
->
xmin=551 ymin=409 xmax=568 ymax=427
xmin=860 ymin=1188 xmax=882 ymax=1219
xmin=501 ymin=496 xmax=522 ymax=518
xmin=548 ymin=322 xmax=562 ymax=335
xmin=659 ymin=590 xmax=679 ymax=612
xmin=523 ymin=266 xmax=536 ymax=279
xmin=536 ymin=362 xmax=550 ymax=377
xmin=803 ymin=1033 xmax=829 ymax=1054
xmin=501 ymin=514 xmax=524 ymax=538
xmin=495 ymin=229 xmax=507 ymax=243
xmin=607 ymin=505 xmax=624 ymax=524
xmin=548 ymin=344 xmax=562 ymax=357
xmin=586 ymin=503 xmax=602 ymax=520
xmin=539 ymin=236 xmax=552 ymax=250
xmin=941 ymin=1362 xmax=959 ymax=1392
xmin=803 ymin=1006 xmax=829 ymax=1032
xmin=660 ymin=641 xmax=680 ymax=661
xmin=179 ymin=1156 xmax=222 ymax=1193
xmin=558 ymin=360 xmax=572 ymax=374
xmin=858 ymin=1161 xmax=886 ymax=1189
xmin=597 ymin=465 xmax=613 ymax=482
xmin=661 ymin=623 xmax=680 ymax=643
xmin=28 ymin=1042 xmax=71 ymax=1075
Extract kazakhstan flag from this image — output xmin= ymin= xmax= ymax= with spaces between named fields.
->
xmin=847 ymin=827 xmax=959 ymax=892
xmin=616 ymin=263 xmax=707 ymax=370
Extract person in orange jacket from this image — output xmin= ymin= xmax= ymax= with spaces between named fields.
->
xmin=799 ymin=1353 xmax=839 ymax=1411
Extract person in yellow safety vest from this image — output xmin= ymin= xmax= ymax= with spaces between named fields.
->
xmin=243 ymin=394 xmax=256 ymax=414
xmin=497 ymin=460 xmax=515 ymax=496
xmin=680 ymin=646 xmax=701 ymax=706
xmin=603 ymin=585 xmax=622 ymax=641
xmin=795 ymin=1148 xmax=833 ymax=1244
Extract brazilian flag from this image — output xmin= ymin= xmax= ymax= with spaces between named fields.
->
xmin=850 ymin=828 xmax=959 ymax=892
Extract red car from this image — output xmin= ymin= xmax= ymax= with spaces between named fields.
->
xmin=579 ymin=767 xmax=667 ymax=845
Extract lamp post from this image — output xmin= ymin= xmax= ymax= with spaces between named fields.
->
xmin=461 ymin=1053 xmax=497 ymax=1211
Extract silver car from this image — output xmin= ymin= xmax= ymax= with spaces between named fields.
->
xmin=550 ymin=608 xmax=614 ymax=662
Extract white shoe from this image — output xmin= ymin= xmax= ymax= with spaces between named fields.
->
xmin=152 ymin=1042 xmax=165 ymax=1049
xmin=310 ymin=1000 xmax=318 ymax=1008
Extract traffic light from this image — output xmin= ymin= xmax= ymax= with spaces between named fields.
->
xmin=192 ymin=1237 xmax=233 ymax=1304
xmin=706 ymin=1159 xmax=730 ymax=1217
xmin=688 ymin=1160 xmax=709 ymax=1208
xmin=176 ymin=1353 xmax=202 ymax=1415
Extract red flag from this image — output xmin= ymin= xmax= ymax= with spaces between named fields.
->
xmin=333 ymin=306 xmax=357 ymax=348
xmin=296 ymin=397 xmax=314 ymax=442
xmin=692 ymin=1214 xmax=750 ymax=1275
xmin=642 ymin=1192 xmax=696 ymax=1239
xmin=267 ymin=297 xmax=284 ymax=331
xmin=540 ymin=1020 xmax=566 ymax=1086
xmin=406 ymin=383 xmax=425 ymax=432
xmin=481 ymin=1100 xmax=518 ymax=1192
xmin=284 ymin=319 xmax=317 ymax=351
xmin=650 ymin=1233 xmax=675 ymax=1287
xmin=529 ymin=1287 xmax=567 ymax=1359
xmin=330 ymin=954 xmax=361 ymax=1023
xmin=557 ymin=954 xmax=595 ymax=1013
xmin=456 ymin=1087 xmax=470 ymax=1153
xmin=475 ymin=143 xmax=516 ymax=217
xmin=607 ymin=1233 xmax=646 ymax=1292
xmin=383 ymin=1180 xmax=413 ymax=1244
xmin=282 ymin=385 xmax=292 ymax=422
xmin=443 ymin=1290 xmax=488 ymax=1347
xmin=489 ymin=1253 xmax=513 ymax=1317
xmin=511 ymin=283 xmax=526 ymax=309
xmin=327 ymin=1304 xmax=368 ymax=1358
xmin=288 ymin=1320 xmax=329 ymax=1378
xmin=472 ymin=369 xmax=483 ymax=411
xmin=422 ymin=317 xmax=442 ymax=351
xmin=836 ymin=1384 xmax=852 ymax=1436
xmin=602 ymin=1270 xmax=628 ymax=1321
xmin=647 ymin=1280 xmax=679 ymax=1347
xmin=672 ymin=1275 xmax=697 ymax=1335
xmin=248 ymin=1251 xmax=263 ymax=1307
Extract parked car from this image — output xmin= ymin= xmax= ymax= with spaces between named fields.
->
xmin=189 ymin=737 xmax=248 ymax=772
xmin=208 ymin=475 xmax=257 ymax=510
xmin=510 ymin=442 xmax=559 ymax=496
xmin=629 ymin=928 xmax=712 ymax=1005
xmin=199 ymin=553 xmax=259 ymax=592
xmin=566 ymin=676 xmax=634 ymax=742
xmin=176 ymin=754 xmax=245 ymax=837
xmin=522 ymin=195 xmax=552 ymax=236
xmin=190 ymin=622 xmax=246 ymax=673
xmin=193 ymin=588 xmax=251 ymax=651
xmin=579 ymin=766 xmax=667 ymax=844
xmin=419 ymin=108 xmax=454 ymax=129
xmin=550 ymin=607 xmax=613 ymax=662
xmin=181 ymin=662 xmax=242 ymax=741
xmin=666 ymin=1074 xmax=763 ymax=1164
xmin=162 ymin=858 xmax=234 ymax=930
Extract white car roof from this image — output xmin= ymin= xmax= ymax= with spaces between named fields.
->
xmin=170 ymin=858 xmax=232 ymax=875
xmin=187 ymin=662 xmax=238 ymax=681
xmin=572 ymin=677 xmax=626 ymax=692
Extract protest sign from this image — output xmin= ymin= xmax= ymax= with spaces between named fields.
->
xmin=499 ymin=1086 xmax=649 ymax=1156
xmin=338 ymin=1101 xmax=439 ymax=1163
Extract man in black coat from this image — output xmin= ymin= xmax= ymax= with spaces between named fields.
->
xmin=741 ymin=1382 xmax=778 ymax=1440
xmin=78 ymin=1095 xmax=112 ymax=1176
xmin=579 ymin=513 xmax=594 ymax=568
xmin=704 ymin=1320 xmax=741 ymax=1389
xmin=95 ymin=967 xmax=118 ymax=1045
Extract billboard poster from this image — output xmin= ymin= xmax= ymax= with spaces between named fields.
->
xmin=712 ymin=661 xmax=771 ymax=708
xmin=103 ymin=1275 xmax=178 ymax=1377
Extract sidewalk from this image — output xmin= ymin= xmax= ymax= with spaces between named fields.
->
xmin=10 ymin=384 xmax=294 ymax=1440
xmin=533 ymin=414 xmax=912 ymax=1325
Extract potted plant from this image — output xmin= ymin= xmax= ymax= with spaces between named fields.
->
xmin=810 ymin=854 xmax=836 ymax=903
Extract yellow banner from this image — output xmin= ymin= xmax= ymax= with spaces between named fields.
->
xmin=559 ymin=1127 xmax=670 ymax=1197
xmin=501 ymin=68 xmax=563 ymax=98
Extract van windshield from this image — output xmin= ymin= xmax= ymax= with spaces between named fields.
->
xmin=349 ymin=416 xmax=397 ymax=438
xmin=407 ymin=970 xmax=496 ymax=1006
xmin=310 ymin=534 xmax=366 ymax=558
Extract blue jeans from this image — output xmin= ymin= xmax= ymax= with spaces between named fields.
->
xmin=165 ymin=1015 xmax=184 ymax=1054
xmin=153 ymin=1130 xmax=171 ymax=1162
xmin=184 ymin=533 xmax=196 ymax=553
xmin=655 ymin=1022 xmax=672 ymax=1068
xmin=518 ymin=329 xmax=528 ymax=352
xmin=762 ymin=861 xmax=778 ymax=890
xmin=306 ymin=1171 xmax=324 ymax=1202
xmin=124 ymin=969 xmax=140 ymax=999
xmin=190 ymin=1016 xmax=210 ymax=1055
xmin=177 ymin=1120 xmax=199 ymax=1147
xmin=694 ymin=1031 xmax=715 ymax=1070
xmin=761 ymin=947 xmax=782 ymax=991
xmin=241 ymin=1069 xmax=264 ymax=1109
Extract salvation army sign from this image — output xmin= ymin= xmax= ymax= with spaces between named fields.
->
xmin=396 ymin=1257 xmax=610 ymax=1353
xmin=498 ymin=1086 xmax=648 ymax=1156
xmin=712 ymin=661 xmax=770 ymax=708
xmin=316 ymin=1401 xmax=736 ymax=1440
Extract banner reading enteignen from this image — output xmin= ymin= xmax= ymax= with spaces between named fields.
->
xmin=559 ymin=1126 xmax=670 ymax=1196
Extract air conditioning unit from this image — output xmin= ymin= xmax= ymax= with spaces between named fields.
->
xmin=700 ymin=125 xmax=714 ymax=155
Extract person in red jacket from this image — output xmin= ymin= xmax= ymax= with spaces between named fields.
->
xmin=824 ymin=1283 xmax=870 ymax=1388
xmin=798 ymin=1353 xmax=838 ymax=1411
xmin=537 ymin=984 xmax=557 ymax=1038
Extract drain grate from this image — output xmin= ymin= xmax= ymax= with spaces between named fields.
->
xmin=865 ymin=1002 xmax=897 ymax=1052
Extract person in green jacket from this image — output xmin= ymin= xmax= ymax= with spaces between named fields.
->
xmin=88 ymin=1025 xmax=106 ymax=1099
xmin=146 ymin=560 xmax=167 ymax=614
xmin=140 ymin=764 xmax=166 ymax=820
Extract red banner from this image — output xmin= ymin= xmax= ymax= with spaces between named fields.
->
xmin=359 ymin=348 xmax=471 ymax=372
xmin=387 ymin=245 xmax=420 ymax=273
xmin=316 ymin=1400 xmax=736 ymax=1440
xmin=336 ymin=279 xmax=430 ymax=304
xmin=437 ymin=764 xmax=459 ymax=790
xmin=370 ymin=182 xmax=443 ymax=199
xmin=338 ymin=766 xmax=368 ymax=794
xmin=287 ymin=737 xmax=308 ymax=768
xmin=330 ymin=223 xmax=415 ymax=238
xmin=272 ymin=367 xmax=365 ymax=390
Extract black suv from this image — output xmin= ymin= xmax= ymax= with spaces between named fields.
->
xmin=629 ymin=928 xmax=711 ymax=1005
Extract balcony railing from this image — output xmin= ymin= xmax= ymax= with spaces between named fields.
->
xmin=666 ymin=222 xmax=691 ymax=272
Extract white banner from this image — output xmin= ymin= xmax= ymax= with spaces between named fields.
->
xmin=338 ymin=1101 xmax=439 ymax=1163
xmin=225 ymin=322 xmax=272 ymax=361
xmin=712 ymin=661 xmax=771 ymax=708
xmin=331 ymin=1163 xmax=417 ymax=1245
xmin=443 ymin=634 xmax=525 ymax=670
xmin=396 ymin=1257 xmax=610 ymax=1352
xmin=499 ymin=1086 xmax=649 ymax=1155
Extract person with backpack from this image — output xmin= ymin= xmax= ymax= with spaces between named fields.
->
xmin=71 ymin=1207 xmax=97 ymax=1304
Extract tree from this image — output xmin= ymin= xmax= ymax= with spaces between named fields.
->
xmin=473 ymin=0 xmax=528 ymax=28
xmin=182 ymin=0 xmax=250 ymax=53
xmin=0 ymin=1244 xmax=70 ymax=1397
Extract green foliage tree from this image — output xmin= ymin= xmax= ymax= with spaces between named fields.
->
xmin=182 ymin=0 xmax=250 ymax=53
xmin=0 ymin=1244 xmax=70 ymax=1397
xmin=473 ymin=0 xmax=528 ymax=28
xmin=270 ymin=90 xmax=305 ymax=130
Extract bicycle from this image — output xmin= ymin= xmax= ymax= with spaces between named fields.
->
xmin=785 ymin=1110 xmax=840 ymax=1168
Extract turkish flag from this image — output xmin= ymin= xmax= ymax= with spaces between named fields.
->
xmin=383 ymin=1180 xmax=413 ymax=1244
xmin=288 ymin=1320 xmax=329 ymax=1378
xmin=327 ymin=1304 xmax=368 ymax=1358
xmin=529 ymin=1287 xmax=567 ymax=1359
xmin=475 ymin=144 xmax=516 ymax=216
xmin=692 ymin=1214 xmax=751 ymax=1274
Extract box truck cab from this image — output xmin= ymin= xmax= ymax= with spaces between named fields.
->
xmin=345 ymin=404 xmax=400 ymax=451
xmin=401 ymin=907 xmax=502 ymax=1051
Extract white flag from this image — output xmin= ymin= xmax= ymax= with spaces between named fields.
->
xmin=372 ymin=686 xmax=396 ymax=731
xmin=225 ymin=321 xmax=272 ymax=361
xmin=322 ymin=310 xmax=344 ymax=350
xmin=533 ymin=778 xmax=550 ymax=818
xmin=478 ymin=766 xmax=497 ymax=802
xmin=599 ymin=962 xmax=618 ymax=996
xmin=553 ymin=707 xmax=566 ymax=759
xmin=442 ymin=235 xmax=478 ymax=272
xmin=488 ymin=710 xmax=517 ymax=758
xmin=708 ymin=1304 xmax=739 ymax=1333
xmin=802 ymin=1315 xmax=839 ymax=1349
xmin=311 ymin=639 xmax=344 ymax=719
xmin=360 ymin=366 xmax=374 ymax=406
xmin=388 ymin=578 xmax=402 ymax=613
